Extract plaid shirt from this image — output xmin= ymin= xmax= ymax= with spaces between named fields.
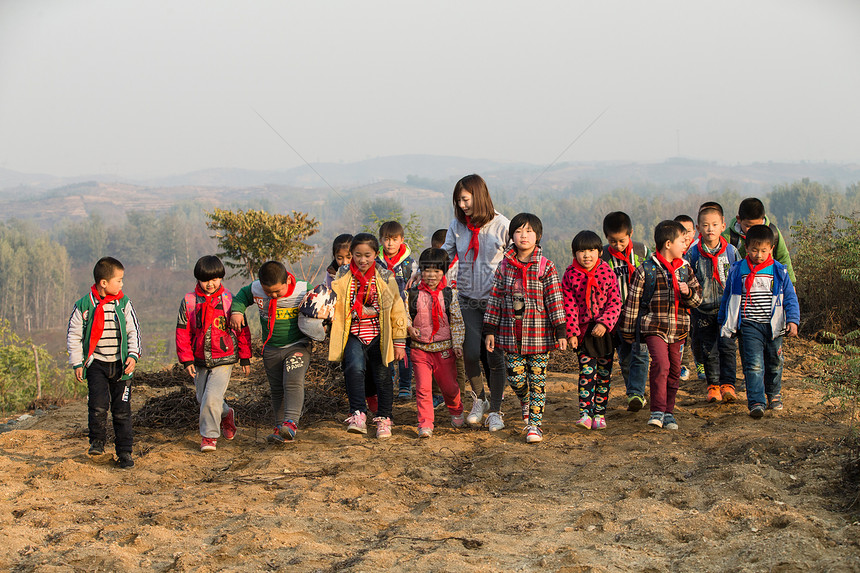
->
xmin=482 ymin=246 xmax=566 ymax=354
xmin=619 ymin=255 xmax=702 ymax=343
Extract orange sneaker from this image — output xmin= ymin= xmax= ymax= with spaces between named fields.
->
xmin=706 ymin=385 xmax=722 ymax=403
xmin=720 ymin=384 xmax=737 ymax=403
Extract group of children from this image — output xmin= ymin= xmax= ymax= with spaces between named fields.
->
xmin=66 ymin=176 xmax=800 ymax=467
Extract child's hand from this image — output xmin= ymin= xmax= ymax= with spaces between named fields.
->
xmin=592 ymin=323 xmax=607 ymax=337
xmin=557 ymin=338 xmax=567 ymax=351
xmin=242 ymin=364 xmax=251 ymax=376
xmin=787 ymin=323 xmax=798 ymax=337
xmin=124 ymin=357 xmax=136 ymax=375
xmin=394 ymin=347 xmax=406 ymax=361
xmin=407 ymin=326 xmax=421 ymax=339
xmin=567 ymin=336 xmax=578 ymax=349
xmin=74 ymin=367 xmax=83 ymax=382
xmin=454 ymin=348 xmax=463 ymax=358
xmin=185 ymin=364 xmax=197 ymax=378
xmin=485 ymin=335 xmax=495 ymax=353
xmin=679 ymin=282 xmax=690 ymax=296
xmin=230 ymin=312 xmax=245 ymax=331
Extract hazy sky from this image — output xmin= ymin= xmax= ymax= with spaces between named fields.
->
xmin=1 ymin=0 xmax=859 ymax=178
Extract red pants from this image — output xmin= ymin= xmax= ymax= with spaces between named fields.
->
xmin=645 ymin=336 xmax=683 ymax=414
xmin=412 ymin=347 xmax=463 ymax=429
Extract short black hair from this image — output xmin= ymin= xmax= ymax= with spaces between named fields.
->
xmin=331 ymin=233 xmax=353 ymax=257
xmin=509 ymin=212 xmax=543 ymax=244
xmin=738 ymin=198 xmax=766 ymax=221
xmin=418 ymin=248 xmax=449 ymax=272
xmin=193 ymin=255 xmax=226 ymax=281
xmin=259 ymin=260 xmax=289 ymax=286
xmin=673 ymin=214 xmax=695 ymax=227
xmin=744 ymin=224 xmax=775 ymax=248
xmin=571 ymin=230 xmax=603 ymax=254
xmin=93 ymin=257 xmax=124 ymax=283
xmin=654 ymin=220 xmax=685 ymax=250
xmin=350 ymin=233 xmax=379 ymax=254
xmin=603 ymin=211 xmax=632 ymax=237
xmin=431 ymin=229 xmax=448 ymax=249
xmin=378 ymin=221 xmax=404 ymax=239
xmin=697 ymin=202 xmax=724 ymax=222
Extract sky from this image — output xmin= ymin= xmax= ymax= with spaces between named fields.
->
xmin=1 ymin=0 xmax=859 ymax=179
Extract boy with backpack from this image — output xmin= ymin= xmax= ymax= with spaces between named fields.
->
xmin=724 ymin=197 xmax=795 ymax=283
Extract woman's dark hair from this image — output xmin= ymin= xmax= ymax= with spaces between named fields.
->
xmin=453 ymin=174 xmax=496 ymax=228
xmin=418 ymin=248 xmax=450 ymax=272
xmin=508 ymin=212 xmax=543 ymax=244
xmin=571 ymin=230 xmax=603 ymax=254
xmin=194 ymin=255 xmax=226 ymax=282
xmin=350 ymin=233 xmax=379 ymax=254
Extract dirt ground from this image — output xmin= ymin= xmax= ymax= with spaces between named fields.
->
xmin=2 ymin=338 xmax=859 ymax=572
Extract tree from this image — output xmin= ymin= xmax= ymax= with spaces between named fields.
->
xmin=205 ymin=208 xmax=320 ymax=279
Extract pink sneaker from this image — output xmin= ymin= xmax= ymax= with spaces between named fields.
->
xmin=201 ymin=437 xmax=217 ymax=452
xmin=374 ymin=417 xmax=392 ymax=439
xmin=592 ymin=415 xmax=607 ymax=430
xmin=220 ymin=408 xmax=236 ymax=440
xmin=344 ymin=411 xmax=367 ymax=434
xmin=451 ymin=413 xmax=465 ymax=428
xmin=575 ymin=413 xmax=593 ymax=430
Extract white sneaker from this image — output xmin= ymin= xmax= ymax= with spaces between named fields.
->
xmin=485 ymin=411 xmax=504 ymax=432
xmin=466 ymin=391 xmax=489 ymax=426
xmin=525 ymin=425 xmax=543 ymax=443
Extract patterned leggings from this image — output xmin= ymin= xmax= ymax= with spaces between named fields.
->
xmin=505 ymin=352 xmax=549 ymax=426
xmin=579 ymin=350 xmax=613 ymax=416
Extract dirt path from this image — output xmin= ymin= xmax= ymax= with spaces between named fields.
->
xmin=1 ymin=339 xmax=859 ymax=572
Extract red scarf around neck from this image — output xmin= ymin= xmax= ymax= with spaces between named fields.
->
xmin=698 ymin=237 xmax=728 ymax=287
xmin=506 ymin=252 xmax=535 ymax=299
xmin=653 ymin=253 xmax=684 ymax=320
xmin=744 ymin=255 xmax=774 ymax=313
xmin=383 ymin=244 xmax=407 ymax=272
xmin=349 ymin=260 xmax=376 ymax=320
xmin=418 ymin=277 xmax=447 ymax=338
xmin=464 ymin=216 xmax=482 ymax=261
xmin=87 ymin=284 xmax=124 ymax=361
xmin=263 ymin=274 xmax=296 ymax=349
xmin=608 ymin=243 xmax=636 ymax=283
xmin=572 ymin=260 xmax=601 ymax=314
xmin=195 ymin=283 xmax=225 ymax=332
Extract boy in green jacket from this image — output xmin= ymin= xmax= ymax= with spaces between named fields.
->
xmin=724 ymin=198 xmax=795 ymax=283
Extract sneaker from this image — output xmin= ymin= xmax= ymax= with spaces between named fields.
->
xmin=201 ymin=437 xmax=217 ymax=452
xmin=749 ymin=405 xmax=765 ymax=419
xmin=432 ymin=394 xmax=445 ymax=409
xmin=366 ymin=395 xmax=378 ymax=417
xmin=627 ymin=395 xmax=645 ymax=412
xmin=116 ymin=452 xmax=134 ymax=469
xmin=281 ymin=419 xmax=298 ymax=440
xmin=696 ymin=362 xmax=706 ymax=380
xmin=266 ymin=427 xmax=286 ymax=443
xmin=451 ymin=413 xmax=465 ymax=428
xmin=466 ymin=391 xmax=489 ymax=426
xmin=525 ymin=426 xmax=543 ymax=443
xmin=767 ymin=395 xmax=784 ymax=411
xmin=220 ymin=407 xmax=236 ymax=440
xmin=398 ymin=389 xmax=412 ymax=400
xmin=344 ymin=410 xmax=367 ymax=434
xmin=679 ymin=366 xmax=690 ymax=380
xmin=647 ymin=412 xmax=664 ymax=428
xmin=707 ymin=385 xmax=722 ymax=403
xmin=374 ymin=417 xmax=392 ymax=439
xmin=592 ymin=415 xmax=607 ymax=430
xmin=720 ymin=384 xmax=737 ymax=403
xmin=418 ymin=427 xmax=433 ymax=438
xmin=485 ymin=411 xmax=504 ymax=432
xmin=520 ymin=400 xmax=530 ymax=423
xmin=87 ymin=441 xmax=105 ymax=456
xmin=575 ymin=413 xmax=593 ymax=430
xmin=663 ymin=413 xmax=679 ymax=430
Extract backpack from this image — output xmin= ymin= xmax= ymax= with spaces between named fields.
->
xmin=406 ymin=286 xmax=454 ymax=323
xmin=600 ymin=242 xmax=648 ymax=265
xmin=729 ymin=223 xmax=780 ymax=250
xmin=498 ymin=255 xmax=550 ymax=280
xmin=184 ymin=291 xmax=239 ymax=364
xmin=184 ymin=291 xmax=233 ymax=328
xmin=637 ymin=259 xmax=693 ymax=315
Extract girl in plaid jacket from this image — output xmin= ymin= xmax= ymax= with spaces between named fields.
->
xmin=483 ymin=213 xmax=567 ymax=443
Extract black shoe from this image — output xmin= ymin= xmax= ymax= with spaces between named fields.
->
xmin=627 ymin=395 xmax=645 ymax=412
xmin=116 ymin=452 xmax=134 ymax=469
xmin=749 ymin=405 xmax=765 ymax=419
xmin=87 ymin=441 xmax=105 ymax=456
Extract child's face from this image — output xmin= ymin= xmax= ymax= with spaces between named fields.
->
xmin=198 ymin=277 xmax=222 ymax=294
xmin=738 ymin=217 xmax=765 ymax=234
xmin=605 ymin=231 xmax=631 ymax=252
xmin=747 ymin=240 xmax=774 ymax=265
xmin=575 ymin=248 xmax=600 ymax=271
xmin=457 ymin=190 xmax=473 ymax=218
xmin=262 ymin=280 xmax=291 ymax=299
xmin=351 ymin=243 xmax=377 ymax=273
xmin=382 ymin=235 xmax=404 ymax=257
xmin=335 ymin=247 xmax=351 ymax=267
xmin=421 ymin=268 xmax=444 ymax=289
xmin=679 ymin=221 xmax=696 ymax=249
xmin=100 ymin=269 xmax=124 ymax=296
xmin=663 ymin=233 xmax=687 ymax=261
xmin=698 ymin=212 xmax=725 ymax=247
xmin=512 ymin=224 xmax=537 ymax=255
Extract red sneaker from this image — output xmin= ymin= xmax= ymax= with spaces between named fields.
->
xmin=201 ymin=437 xmax=217 ymax=452
xmin=221 ymin=408 xmax=236 ymax=440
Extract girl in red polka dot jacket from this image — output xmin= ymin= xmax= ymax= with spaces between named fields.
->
xmin=561 ymin=230 xmax=623 ymax=431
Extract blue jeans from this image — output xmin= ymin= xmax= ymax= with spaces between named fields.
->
xmin=693 ymin=310 xmax=737 ymax=387
xmin=614 ymin=335 xmax=649 ymax=398
xmin=342 ymin=335 xmax=393 ymax=418
xmin=738 ymin=321 xmax=783 ymax=410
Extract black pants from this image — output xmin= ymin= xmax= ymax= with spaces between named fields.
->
xmin=87 ymin=360 xmax=133 ymax=454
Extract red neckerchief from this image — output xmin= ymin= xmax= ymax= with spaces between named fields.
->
xmin=698 ymin=237 xmax=728 ymax=287
xmin=464 ymin=216 xmax=481 ymax=261
xmin=383 ymin=244 xmax=407 ymax=272
xmin=506 ymin=252 xmax=535 ymax=300
xmin=349 ymin=260 xmax=376 ymax=319
xmin=195 ymin=283 xmax=224 ymax=332
xmin=87 ymin=285 xmax=125 ymax=361
xmin=608 ymin=243 xmax=636 ymax=283
xmin=448 ymin=253 xmax=459 ymax=272
xmin=263 ymin=274 xmax=296 ymax=349
xmin=653 ymin=253 xmax=684 ymax=320
xmin=571 ymin=260 xmax=601 ymax=314
xmin=418 ymin=277 xmax=447 ymax=338
xmin=744 ymin=255 xmax=774 ymax=315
